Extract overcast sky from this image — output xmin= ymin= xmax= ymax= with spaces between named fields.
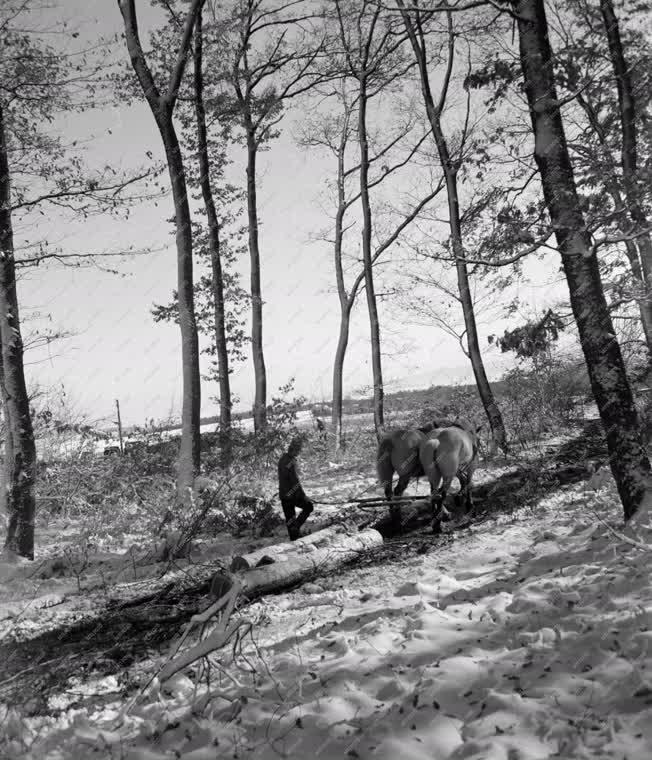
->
xmin=18 ymin=0 xmax=567 ymax=428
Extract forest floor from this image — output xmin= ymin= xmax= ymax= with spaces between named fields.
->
xmin=1 ymin=418 xmax=651 ymax=759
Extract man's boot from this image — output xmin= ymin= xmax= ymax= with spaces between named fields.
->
xmin=286 ymin=517 xmax=301 ymax=541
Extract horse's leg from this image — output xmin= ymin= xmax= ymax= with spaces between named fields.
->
xmin=393 ymin=473 xmax=411 ymax=498
xmin=432 ymin=477 xmax=453 ymax=534
xmin=456 ymin=469 xmax=469 ymax=514
xmin=386 ymin=471 xmax=410 ymax=531
xmin=427 ymin=465 xmax=444 ymax=532
xmin=464 ymin=462 xmax=476 ymax=515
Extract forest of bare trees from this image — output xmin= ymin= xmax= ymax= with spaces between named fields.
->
xmin=1 ymin=0 xmax=651 ymax=560
xmin=2 ymin=3 xmax=652 ymax=754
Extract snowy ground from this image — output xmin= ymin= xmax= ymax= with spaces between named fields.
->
xmin=2 ymin=466 xmax=650 ymax=760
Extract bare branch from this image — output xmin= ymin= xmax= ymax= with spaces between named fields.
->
xmin=117 ymin=0 xmax=163 ymax=108
xmin=16 ymin=247 xmax=158 ymax=269
xmin=164 ymin=0 xmax=207 ymax=109
xmin=11 ymin=171 xmax=153 ymax=212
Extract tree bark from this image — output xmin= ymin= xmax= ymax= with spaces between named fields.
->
xmin=515 ymin=0 xmax=651 ymax=521
xmin=357 ymin=74 xmax=385 ymax=439
xmin=193 ymin=12 xmax=232 ymax=466
xmin=219 ymin=529 xmax=383 ymax=596
xmin=332 ymin=121 xmax=353 ymax=451
xmin=159 ymin=120 xmax=202 ymax=495
xmin=230 ymin=525 xmax=350 ymax=571
xmin=332 ymin=306 xmax=351 ymax=449
xmin=246 ymin=128 xmax=267 ymax=432
xmin=118 ymin=0 xmax=203 ymax=499
xmin=0 ymin=101 xmax=37 ymax=560
xmin=397 ymin=5 xmax=509 ymax=454
xmin=0 ymin=366 xmax=12 ymax=521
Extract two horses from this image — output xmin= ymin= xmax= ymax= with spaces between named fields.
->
xmin=377 ymin=419 xmax=481 ymax=533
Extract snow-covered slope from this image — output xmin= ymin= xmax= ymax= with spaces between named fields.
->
xmin=3 ymin=480 xmax=651 ymax=760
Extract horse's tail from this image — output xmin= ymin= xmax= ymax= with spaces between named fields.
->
xmin=419 ymin=437 xmax=441 ymax=471
xmin=376 ymin=434 xmax=394 ymax=485
xmin=425 ymin=438 xmax=441 ymax=455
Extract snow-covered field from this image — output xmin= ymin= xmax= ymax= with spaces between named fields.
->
xmin=1 ymin=467 xmax=650 ymax=760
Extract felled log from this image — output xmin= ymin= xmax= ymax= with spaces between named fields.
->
xmin=213 ymin=529 xmax=383 ymax=599
xmin=229 ymin=525 xmax=348 ymax=571
xmin=162 ymin=530 xmax=381 ymax=684
xmin=371 ymin=499 xmax=433 ymax=538
xmin=351 ymin=495 xmax=421 ymax=505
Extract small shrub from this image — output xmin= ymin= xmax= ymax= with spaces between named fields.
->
xmin=498 ymin=353 xmax=590 ymax=447
xmin=203 ymin=496 xmax=282 ymax=538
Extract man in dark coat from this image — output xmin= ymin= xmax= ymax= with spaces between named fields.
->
xmin=278 ymin=435 xmax=314 ymax=540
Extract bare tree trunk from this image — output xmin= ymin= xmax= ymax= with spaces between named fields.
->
xmin=332 ymin=305 xmax=351 ymax=449
xmin=332 ymin=121 xmax=353 ymax=451
xmin=0 ymin=102 xmax=37 ymax=560
xmin=598 ymin=0 xmax=652 ymax=375
xmin=118 ymin=0 xmax=203 ymax=500
xmin=0 ymin=368 xmax=14 ymax=529
xmin=358 ymin=74 xmax=384 ymax=439
xmin=398 ymin=5 xmax=508 ymax=453
xmin=160 ymin=121 xmax=202 ymax=495
xmin=515 ymin=0 xmax=650 ymax=521
xmin=246 ymin=129 xmax=267 ymax=432
xmin=193 ymin=12 xmax=231 ymax=466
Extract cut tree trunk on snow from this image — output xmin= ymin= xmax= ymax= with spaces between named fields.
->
xmin=229 ymin=525 xmax=349 ymax=571
xmin=371 ymin=499 xmax=434 ymax=538
xmin=353 ymin=495 xmax=427 ymax=505
xmin=213 ymin=529 xmax=382 ymax=599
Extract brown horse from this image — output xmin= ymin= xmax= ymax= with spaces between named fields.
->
xmin=419 ymin=423 xmax=481 ymax=533
xmin=376 ymin=420 xmax=463 ymax=528
xmin=376 ymin=421 xmax=438 ymax=503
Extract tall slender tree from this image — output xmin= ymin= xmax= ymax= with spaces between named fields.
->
xmin=455 ymin=0 xmax=652 ymax=369
xmin=513 ymin=0 xmax=650 ymax=520
xmin=301 ymin=80 xmax=444 ymax=447
xmin=333 ymin=0 xmax=413 ymax=438
xmin=117 ymin=0 xmax=204 ymax=499
xmin=213 ymin=0 xmax=326 ymax=432
xmin=396 ymin=2 xmax=509 ymax=453
xmin=0 ymin=101 xmax=36 ymax=560
xmin=147 ymin=2 xmax=249 ymax=457
xmin=1 ymin=1 xmax=151 ymax=558
xmin=193 ymin=9 xmax=233 ymax=465
xmin=598 ymin=0 xmax=652 ymax=370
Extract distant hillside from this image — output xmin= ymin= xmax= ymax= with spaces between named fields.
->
xmin=138 ymin=380 xmax=489 ymax=433
xmin=188 ymin=381 xmax=511 ymax=428
xmin=338 ymin=381 xmax=512 ymax=416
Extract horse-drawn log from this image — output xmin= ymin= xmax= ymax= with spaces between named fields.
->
xmin=371 ymin=498 xmax=434 ymax=538
xmin=214 ymin=529 xmax=383 ymax=599
xmin=351 ymin=495 xmax=421 ymax=504
xmin=229 ymin=525 xmax=350 ymax=571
